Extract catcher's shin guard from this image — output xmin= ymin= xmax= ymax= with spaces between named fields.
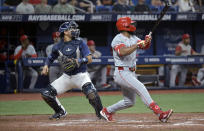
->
xmin=82 ymin=82 xmax=103 ymax=118
xmin=41 ymin=85 xmax=65 ymax=113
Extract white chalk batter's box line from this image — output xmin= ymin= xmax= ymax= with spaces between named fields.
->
xmin=39 ymin=118 xmax=204 ymax=128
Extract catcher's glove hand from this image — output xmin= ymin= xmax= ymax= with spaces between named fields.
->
xmin=58 ymin=56 xmax=79 ymax=73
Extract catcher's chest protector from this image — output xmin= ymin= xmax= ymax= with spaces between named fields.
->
xmin=60 ymin=41 xmax=80 ymax=59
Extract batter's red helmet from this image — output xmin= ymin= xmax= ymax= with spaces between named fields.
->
xmin=116 ymin=17 xmax=136 ymax=32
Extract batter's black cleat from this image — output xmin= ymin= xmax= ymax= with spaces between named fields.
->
xmin=49 ymin=110 xmax=67 ymax=120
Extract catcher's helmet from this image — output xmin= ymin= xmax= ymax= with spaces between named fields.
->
xmin=59 ymin=21 xmax=80 ymax=38
xmin=116 ymin=17 xmax=136 ymax=32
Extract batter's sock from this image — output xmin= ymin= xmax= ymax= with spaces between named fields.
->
xmin=149 ymin=102 xmax=163 ymax=116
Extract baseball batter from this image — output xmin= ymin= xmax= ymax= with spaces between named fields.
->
xmin=41 ymin=21 xmax=103 ymax=120
xmin=170 ymin=34 xmax=198 ymax=87
xmin=46 ymin=32 xmax=62 ymax=83
xmin=100 ymin=17 xmax=173 ymax=122
xmin=14 ymin=35 xmax=38 ymax=89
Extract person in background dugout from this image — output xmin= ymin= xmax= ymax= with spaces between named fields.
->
xmin=79 ymin=0 xmax=102 ymax=13
xmin=112 ymin=0 xmax=132 ymax=13
xmin=35 ymin=0 xmax=52 ymax=14
xmin=3 ymin=0 xmax=21 ymax=6
xmin=52 ymin=0 xmax=75 ymax=14
xmin=87 ymin=40 xmax=111 ymax=88
xmin=28 ymin=0 xmax=41 ymax=5
xmin=16 ymin=0 xmax=35 ymax=14
xmin=192 ymin=43 xmax=204 ymax=86
xmin=0 ymin=40 xmax=11 ymax=62
xmin=46 ymin=32 xmax=63 ymax=83
xmin=170 ymin=34 xmax=199 ymax=87
xmin=14 ymin=35 xmax=38 ymax=89
xmin=177 ymin=0 xmax=195 ymax=12
xmin=198 ymin=0 xmax=204 ymax=11
xmin=134 ymin=0 xmax=150 ymax=12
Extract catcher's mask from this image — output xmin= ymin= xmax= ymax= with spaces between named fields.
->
xmin=59 ymin=21 xmax=80 ymax=38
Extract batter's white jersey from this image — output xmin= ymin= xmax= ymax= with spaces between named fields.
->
xmin=106 ymin=33 xmax=154 ymax=114
xmin=111 ymin=33 xmax=140 ymax=67
xmin=14 ymin=44 xmax=36 ymax=58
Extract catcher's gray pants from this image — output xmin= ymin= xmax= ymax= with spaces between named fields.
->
xmin=50 ymin=72 xmax=92 ymax=110
xmin=49 ymin=66 xmax=62 ymax=83
xmin=170 ymin=65 xmax=188 ymax=87
xmin=107 ymin=67 xmax=153 ymax=113
xmin=51 ymin=72 xmax=92 ymax=95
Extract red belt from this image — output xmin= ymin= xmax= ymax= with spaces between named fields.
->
xmin=117 ymin=67 xmax=136 ymax=72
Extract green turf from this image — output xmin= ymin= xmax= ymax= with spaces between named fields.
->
xmin=0 ymin=93 xmax=204 ymax=115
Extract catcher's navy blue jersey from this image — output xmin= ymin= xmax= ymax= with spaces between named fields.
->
xmin=45 ymin=39 xmax=91 ymax=75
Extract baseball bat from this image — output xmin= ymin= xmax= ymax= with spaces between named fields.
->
xmin=149 ymin=1 xmax=170 ymax=36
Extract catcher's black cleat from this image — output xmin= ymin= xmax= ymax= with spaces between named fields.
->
xmin=49 ymin=110 xmax=67 ymax=120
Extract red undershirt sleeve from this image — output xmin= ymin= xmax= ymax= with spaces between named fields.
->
xmin=114 ymin=44 xmax=126 ymax=56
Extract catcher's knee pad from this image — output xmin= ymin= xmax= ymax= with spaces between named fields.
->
xmin=82 ymin=82 xmax=97 ymax=99
xmin=41 ymin=85 xmax=57 ymax=100
xmin=41 ymin=85 xmax=62 ymax=113
xmin=82 ymin=82 xmax=103 ymax=118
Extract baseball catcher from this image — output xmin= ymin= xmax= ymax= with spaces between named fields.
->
xmin=41 ymin=21 xmax=103 ymax=120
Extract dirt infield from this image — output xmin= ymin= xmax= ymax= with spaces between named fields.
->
xmin=0 ymin=113 xmax=204 ymax=131
xmin=0 ymin=89 xmax=204 ymax=131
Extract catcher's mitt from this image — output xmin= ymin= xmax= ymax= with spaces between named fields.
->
xmin=58 ymin=55 xmax=78 ymax=73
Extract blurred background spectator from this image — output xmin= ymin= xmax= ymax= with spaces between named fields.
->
xmin=16 ymin=0 xmax=35 ymax=14
xmin=79 ymin=0 xmax=102 ymax=13
xmin=199 ymin=0 xmax=204 ymax=11
xmin=87 ymin=40 xmax=111 ymax=88
xmin=28 ymin=0 xmax=41 ymax=5
xmin=52 ymin=0 xmax=75 ymax=14
xmin=177 ymin=0 xmax=195 ymax=12
xmin=170 ymin=34 xmax=199 ymax=87
xmin=150 ymin=0 xmax=163 ymax=12
xmin=35 ymin=0 xmax=52 ymax=14
xmin=134 ymin=0 xmax=150 ymax=12
xmin=3 ymin=0 xmax=21 ymax=6
xmin=0 ymin=40 xmax=8 ymax=62
xmin=112 ymin=0 xmax=131 ymax=13
xmin=101 ymin=0 xmax=113 ymax=5
xmin=14 ymin=35 xmax=38 ymax=89
xmin=69 ymin=0 xmax=82 ymax=13
xmin=46 ymin=32 xmax=62 ymax=83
